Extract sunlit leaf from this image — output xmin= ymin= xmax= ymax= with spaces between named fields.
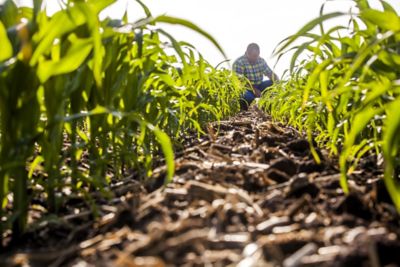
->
xmin=151 ymin=125 xmax=175 ymax=183
xmin=274 ymin=12 xmax=346 ymax=55
xmin=154 ymin=15 xmax=227 ymax=59
xmin=0 ymin=0 xmax=18 ymax=28
xmin=383 ymin=96 xmax=400 ymax=210
xmin=0 ymin=21 xmax=13 ymax=61
xmin=28 ymin=156 xmax=44 ymax=179
xmin=37 ymin=37 xmax=93 ymax=83
xmin=361 ymin=9 xmax=400 ymax=31
xmin=30 ymin=6 xmax=87 ymax=65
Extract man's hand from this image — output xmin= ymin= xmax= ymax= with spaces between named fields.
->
xmin=254 ymin=88 xmax=262 ymax=97
xmin=251 ymin=84 xmax=261 ymax=97
xmin=272 ymin=73 xmax=280 ymax=82
xmin=267 ymin=72 xmax=280 ymax=83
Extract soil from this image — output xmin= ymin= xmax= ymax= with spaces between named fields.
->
xmin=1 ymin=106 xmax=400 ymax=267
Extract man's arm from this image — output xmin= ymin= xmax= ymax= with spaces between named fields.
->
xmin=268 ymin=71 xmax=280 ymax=82
xmin=253 ymin=85 xmax=261 ymax=97
xmin=263 ymin=60 xmax=280 ymax=82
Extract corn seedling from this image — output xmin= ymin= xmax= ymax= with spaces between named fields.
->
xmin=0 ymin=0 xmax=245 ymax=242
xmin=260 ymin=0 xmax=400 ymax=210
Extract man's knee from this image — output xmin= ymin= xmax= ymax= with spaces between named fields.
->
xmin=243 ymin=90 xmax=256 ymax=103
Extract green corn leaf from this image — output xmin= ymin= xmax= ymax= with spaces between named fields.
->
xmin=30 ymin=6 xmax=87 ymax=65
xmin=356 ymin=0 xmax=371 ymax=11
xmin=383 ymin=96 xmax=400 ymax=210
xmin=88 ymin=0 xmax=116 ymax=14
xmin=1 ymin=173 xmax=9 ymax=209
xmin=37 ymin=37 xmax=93 ymax=83
xmin=362 ymin=78 xmax=391 ymax=106
xmin=307 ymin=128 xmax=321 ymax=164
xmin=134 ymin=0 xmax=152 ymax=18
xmin=154 ymin=15 xmax=227 ymax=59
xmin=302 ymin=59 xmax=331 ymax=109
xmin=0 ymin=0 xmax=18 ymax=28
xmin=340 ymin=105 xmax=384 ymax=193
xmin=319 ymin=2 xmax=327 ymax=35
xmin=33 ymin=0 xmax=43 ymax=20
xmin=380 ymin=0 xmax=398 ymax=15
xmin=337 ymin=31 xmax=394 ymax=91
xmin=342 ymin=106 xmax=383 ymax=156
xmin=289 ymin=41 xmax=314 ymax=73
xmin=383 ymin=159 xmax=400 ymax=211
xmin=378 ymin=50 xmax=400 ymax=67
xmin=18 ymin=7 xmax=33 ymax=21
xmin=77 ymin=3 xmax=104 ymax=88
xmin=320 ymin=70 xmax=334 ymax=112
xmin=0 ymin=21 xmax=13 ymax=61
xmin=157 ymin=29 xmax=188 ymax=69
xmin=274 ymin=12 xmax=346 ymax=55
xmin=151 ymin=126 xmax=175 ymax=183
xmin=28 ymin=156 xmax=44 ymax=179
xmin=361 ymin=9 xmax=400 ymax=32
xmin=63 ymin=105 xmax=108 ymax=122
xmin=90 ymin=105 xmax=109 ymax=115
xmin=159 ymin=74 xmax=175 ymax=87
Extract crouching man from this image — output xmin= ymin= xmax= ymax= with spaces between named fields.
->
xmin=233 ymin=43 xmax=279 ymax=110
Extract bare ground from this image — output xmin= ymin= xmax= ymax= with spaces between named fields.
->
xmin=2 ymin=107 xmax=400 ymax=267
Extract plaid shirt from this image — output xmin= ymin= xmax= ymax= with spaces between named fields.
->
xmin=233 ymin=55 xmax=273 ymax=85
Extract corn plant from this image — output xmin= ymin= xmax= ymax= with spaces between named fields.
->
xmin=260 ymin=0 xmax=400 ymax=209
xmin=0 ymin=0 xmax=244 ymax=243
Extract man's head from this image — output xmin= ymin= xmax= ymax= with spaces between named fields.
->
xmin=245 ymin=43 xmax=260 ymax=64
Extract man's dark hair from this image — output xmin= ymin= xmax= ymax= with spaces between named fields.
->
xmin=246 ymin=43 xmax=260 ymax=53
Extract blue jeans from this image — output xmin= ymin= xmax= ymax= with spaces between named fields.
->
xmin=242 ymin=80 xmax=274 ymax=105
